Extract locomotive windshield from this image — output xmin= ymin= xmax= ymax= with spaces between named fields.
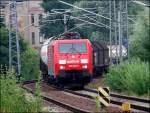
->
xmin=59 ymin=43 xmax=87 ymax=53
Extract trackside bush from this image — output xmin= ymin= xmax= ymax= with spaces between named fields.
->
xmin=106 ymin=58 xmax=149 ymax=96
xmin=0 ymin=70 xmax=42 ymax=112
xmin=21 ymin=48 xmax=40 ymax=81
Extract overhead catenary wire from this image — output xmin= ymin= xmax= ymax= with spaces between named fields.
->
xmin=132 ymin=1 xmax=150 ymax=7
xmin=82 ymin=14 xmax=111 ymax=29
xmin=23 ymin=19 xmax=64 ymax=30
xmin=58 ymin=0 xmax=111 ymax=20
xmin=52 ymin=10 xmax=111 ymax=29
xmin=57 ymin=0 xmax=128 ymax=28
xmin=63 ymin=22 xmax=86 ymax=33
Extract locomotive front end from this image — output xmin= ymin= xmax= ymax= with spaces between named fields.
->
xmin=56 ymin=39 xmax=93 ymax=83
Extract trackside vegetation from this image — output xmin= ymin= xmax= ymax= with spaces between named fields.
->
xmin=0 ymin=69 xmax=42 ymax=112
xmin=0 ymin=25 xmax=40 ymax=81
xmin=105 ymin=7 xmax=149 ymax=97
xmin=21 ymin=48 xmax=40 ymax=81
xmin=130 ymin=8 xmax=150 ymax=62
xmin=0 ymin=13 xmax=42 ymax=112
xmin=106 ymin=58 xmax=149 ymax=96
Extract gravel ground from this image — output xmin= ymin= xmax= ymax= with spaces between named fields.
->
xmin=25 ymin=92 xmax=72 ymax=112
xmin=43 ymin=100 xmax=72 ymax=112
xmin=24 ymin=83 xmax=98 ymax=112
xmin=23 ymin=82 xmax=123 ymax=112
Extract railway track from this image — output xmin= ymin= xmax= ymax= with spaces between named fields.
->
xmin=22 ymin=81 xmax=149 ymax=112
xmin=22 ymin=82 xmax=98 ymax=113
xmin=60 ymin=88 xmax=149 ymax=112
xmin=83 ymin=88 xmax=150 ymax=112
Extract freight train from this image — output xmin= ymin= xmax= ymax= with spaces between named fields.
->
xmin=40 ymin=32 xmax=109 ymax=86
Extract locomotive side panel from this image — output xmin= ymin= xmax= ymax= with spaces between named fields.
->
xmin=48 ymin=45 xmax=54 ymax=76
xmin=87 ymin=40 xmax=93 ymax=75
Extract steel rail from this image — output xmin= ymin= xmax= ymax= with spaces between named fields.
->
xmin=21 ymin=81 xmax=150 ymax=112
xmin=54 ymin=86 xmax=149 ymax=112
xmin=45 ymin=85 xmax=150 ymax=112
xmin=110 ymin=93 xmax=150 ymax=103
xmin=84 ymin=88 xmax=150 ymax=112
xmin=84 ymin=88 xmax=150 ymax=103
xmin=22 ymin=83 xmax=91 ymax=113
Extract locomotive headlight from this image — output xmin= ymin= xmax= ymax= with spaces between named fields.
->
xmin=60 ymin=65 xmax=65 ymax=69
xmin=81 ymin=59 xmax=88 ymax=63
xmin=82 ymin=65 xmax=87 ymax=69
xmin=59 ymin=60 xmax=66 ymax=64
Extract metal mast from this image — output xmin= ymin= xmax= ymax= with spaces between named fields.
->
xmin=64 ymin=12 xmax=67 ymax=32
xmin=109 ymin=0 xmax=112 ymax=64
xmin=9 ymin=0 xmax=21 ymax=76
xmin=118 ymin=1 xmax=122 ymax=62
xmin=113 ymin=0 xmax=118 ymax=64
xmin=118 ymin=0 xmax=128 ymax=62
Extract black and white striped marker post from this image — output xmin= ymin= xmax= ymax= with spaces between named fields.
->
xmin=98 ymin=87 xmax=110 ymax=107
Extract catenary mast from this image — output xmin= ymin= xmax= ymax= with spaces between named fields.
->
xmin=9 ymin=0 xmax=21 ymax=76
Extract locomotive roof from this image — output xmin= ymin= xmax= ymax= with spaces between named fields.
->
xmin=46 ymin=39 xmax=91 ymax=46
xmin=54 ymin=39 xmax=90 ymax=43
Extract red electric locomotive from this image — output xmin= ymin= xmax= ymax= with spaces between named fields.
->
xmin=46 ymin=39 xmax=93 ymax=84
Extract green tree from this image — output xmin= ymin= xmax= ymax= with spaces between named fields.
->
xmin=0 ymin=26 xmax=28 ymax=66
xmin=90 ymin=31 xmax=105 ymax=42
xmin=0 ymin=27 xmax=9 ymax=65
xmin=40 ymin=14 xmax=75 ymax=38
xmin=0 ymin=17 xmax=5 ymax=27
xmin=65 ymin=1 xmax=126 ymax=41
xmin=0 ymin=26 xmax=39 ymax=80
xmin=41 ymin=0 xmax=78 ymax=12
xmin=21 ymin=48 xmax=40 ymax=80
xmin=40 ymin=0 xmax=79 ymax=38
xmin=130 ymin=8 xmax=150 ymax=61
xmin=128 ymin=2 xmax=145 ymax=16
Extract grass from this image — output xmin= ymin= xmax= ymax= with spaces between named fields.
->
xmin=94 ymin=96 xmax=101 ymax=112
xmin=105 ymin=58 xmax=149 ymax=96
xmin=0 ymin=69 xmax=42 ymax=112
xmin=86 ymin=76 xmax=106 ymax=89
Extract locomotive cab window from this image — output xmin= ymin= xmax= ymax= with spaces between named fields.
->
xmin=59 ymin=43 xmax=87 ymax=53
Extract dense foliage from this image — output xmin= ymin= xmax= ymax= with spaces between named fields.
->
xmin=40 ymin=0 xmax=77 ymax=38
xmin=0 ymin=17 xmax=5 ymax=27
xmin=0 ymin=24 xmax=41 ymax=112
xmin=0 ymin=25 xmax=39 ymax=81
xmin=0 ymin=27 xmax=9 ymax=65
xmin=130 ymin=8 xmax=150 ymax=61
xmin=0 ymin=70 xmax=42 ymax=112
xmin=0 ymin=27 xmax=28 ymax=66
xmin=21 ymin=48 xmax=40 ymax=81
xmin=106 ymin=58 xmax=149 ymax=96
xmin=41 ymin=0 xmax=79 ymax=12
